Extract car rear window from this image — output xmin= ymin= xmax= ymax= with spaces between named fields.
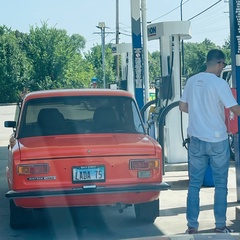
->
xmin=17 ymin=96 xmax=145 ymax=138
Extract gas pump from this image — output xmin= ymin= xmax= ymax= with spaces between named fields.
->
xmin=225 ymin=89 xmax=238 ymax=161
xmin=220 ymin=66 xmax=238 ymax=136
xmin=146 ymin=21 xmax=191 ymax=164
xmin=221 ymin=65 xmax=238 ymax=159
xmin=111 ymin=43 xmax=134 ymax=95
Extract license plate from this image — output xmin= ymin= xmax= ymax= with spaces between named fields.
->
xmin=72 ymin=165 xmax=105 ymax=183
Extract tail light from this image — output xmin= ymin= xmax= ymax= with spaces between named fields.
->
xmin=17 ymin=164 xmax=49 ymax=175
xmin=129 ymin=159 xmax=159 ymax=170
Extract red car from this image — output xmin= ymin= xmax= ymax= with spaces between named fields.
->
xmin=4 ymin=89 xmax=170 ymax=229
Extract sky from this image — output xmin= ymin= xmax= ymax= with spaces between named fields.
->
xmin=0 ymin=0 xmax=230 ymax=53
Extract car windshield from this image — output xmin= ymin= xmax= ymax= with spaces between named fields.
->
xmin=17 ymin=95 xmax=145 ymax=138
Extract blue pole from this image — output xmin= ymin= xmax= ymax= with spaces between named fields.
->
xmin=229 ymin=0 xmax=240 ymax=128
xmin=130 ymin=0 xmax=144 ymax=109
xmin=229 ymin=0 xmax=240 ymax=201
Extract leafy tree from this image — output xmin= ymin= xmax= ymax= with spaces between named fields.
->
xmin=105 ymin=44 xmax=116 ymax=85
xmin=0 ymin=26 xmax=31 ymax=103
xmin=70 ymin=34 xmax=86 ymax=54
xmin=84 ymin=44 xmax=115 ymax=87
xmin=222 ymin=37 xmax=231 ymax=65
xmin=184 ymin=38 xmax=217 ymax=77
xmin=23 ymin=22 xmax=87 ymax=90
xmin=64 ymin=53 xmax=95 ymax=88
xmin=148 ymin=51 xmax=161 ymax=84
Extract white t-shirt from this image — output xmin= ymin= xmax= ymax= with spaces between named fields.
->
xmin=181 ymin=72 xmax=238 ymax=142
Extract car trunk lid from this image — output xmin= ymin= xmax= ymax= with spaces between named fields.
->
xmin=17 ymin=134 xmax=157 ymax=160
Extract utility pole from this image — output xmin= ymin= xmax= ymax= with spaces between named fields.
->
xmin=94 ymin=24 xmax=115 ymax=88
xmin=141 ymin=0 xmax=149 ymax=104
xmin=180 ymin=0 xmax=185 ymax=78
xmin=96 ymin=22 xmax=106 ymax=88
xmin=116 ymin=0 xmax=120 ymax=84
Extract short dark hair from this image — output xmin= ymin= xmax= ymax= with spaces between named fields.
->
xmin=206 ymin=49 xmax=225 ymax=63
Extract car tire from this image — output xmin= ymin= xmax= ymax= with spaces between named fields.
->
xmin=10 ymin=199 xmax=33 ymax=229
xmin=134 ymin=199 xmax=159 ymax=223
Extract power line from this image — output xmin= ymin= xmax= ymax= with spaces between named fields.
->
xmin=150 ymin=0 xmax=189 ymax=22
xmin=149 ymin=0 xmax=223 ymax=23
xmin=120 ymin=32 xmax=131 ymax=37
xmin=191 ymin=5 xmax=228 ymax=26
xmin=188 ymin=0 xmax=222 ymax=21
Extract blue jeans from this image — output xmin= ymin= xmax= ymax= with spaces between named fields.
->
xmin=187 ymin=137 xmax=230 ymax=229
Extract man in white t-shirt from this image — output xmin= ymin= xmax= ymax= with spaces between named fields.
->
xmin=179 ymin=49 xmax=240 ymax=234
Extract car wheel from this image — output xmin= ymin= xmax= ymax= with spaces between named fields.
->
xmin=134 ymin=199 xmax=159 ymax=223
xmin=10 ymin=199 xmax=33 ymax=229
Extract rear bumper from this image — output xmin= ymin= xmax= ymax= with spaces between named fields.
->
xmin=6 ymin=182 xmax=170 ymax=199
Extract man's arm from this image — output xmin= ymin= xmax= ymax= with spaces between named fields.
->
xmin=179 ymin=101 xmax=188 ymax=113
xmin=229 ymin=104 xmax=240 ymax=116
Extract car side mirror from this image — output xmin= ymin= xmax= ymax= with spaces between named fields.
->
xmin=4 ymin=121 xmax=16 ymax=128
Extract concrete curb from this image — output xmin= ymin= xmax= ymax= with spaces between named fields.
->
xmin=165 ymin=163 xmax=188 ymax=172
xmin=165 ymin=160 xmax=236 ymax=172
xmin=128 ymin=233 xmax=240 ymax=239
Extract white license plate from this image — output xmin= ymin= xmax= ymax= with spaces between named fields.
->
xmin=72 ymin=165 xmax=105 ymax=183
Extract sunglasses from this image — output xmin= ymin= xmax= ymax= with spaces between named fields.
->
xmin=217 ymin=61 xmax=227 ymax=68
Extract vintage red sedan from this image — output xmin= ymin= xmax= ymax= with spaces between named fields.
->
xmin=4 ymin=89 xmax=170 ymax=229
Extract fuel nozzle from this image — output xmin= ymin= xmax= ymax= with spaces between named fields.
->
xmin=182 ymin=137 xmax=190 ymax=147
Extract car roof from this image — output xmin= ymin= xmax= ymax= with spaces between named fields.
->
xmin=223 ymin=65 xmax=231 ymax=71
xmin=24 ymin=89 xmax=134 ymax=101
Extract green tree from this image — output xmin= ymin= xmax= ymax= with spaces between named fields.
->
xmin=70 ymin=34 xmax=86 ymax=53
xmin=221 ymin=37 xmax=231 ymax=65
xmin=148 ymin=51 xmax=161 ymax=84
xmin=23 ymin=22 xmax=87 ymax=90
xmin=0 ymin=26 xmax=31 ymax=103
xmin=64 ymin=53 xmax=95 ymax=88
xmin=184 ymin=38 xmax=217 ymax=77
xmin=84 ymin=44 xmax=115 ymax=88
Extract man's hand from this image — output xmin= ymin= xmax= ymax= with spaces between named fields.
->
xmin=179 ymin=101 xmax=188 ymax=113
xmin=229 ymin=104 xmax=240 ymax=116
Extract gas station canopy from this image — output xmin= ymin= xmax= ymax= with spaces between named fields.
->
xmin=147 ymin=21 xmax=191 ymax=41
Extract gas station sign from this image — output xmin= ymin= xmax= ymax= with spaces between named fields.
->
xmin=133 ymin=48 xmax=143 ymax=88
xmin=131 ymin=0 xmax=144 ymax=109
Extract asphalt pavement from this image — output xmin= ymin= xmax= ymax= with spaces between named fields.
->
xmin=1 ymin=104 xmax=240 ymax=239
